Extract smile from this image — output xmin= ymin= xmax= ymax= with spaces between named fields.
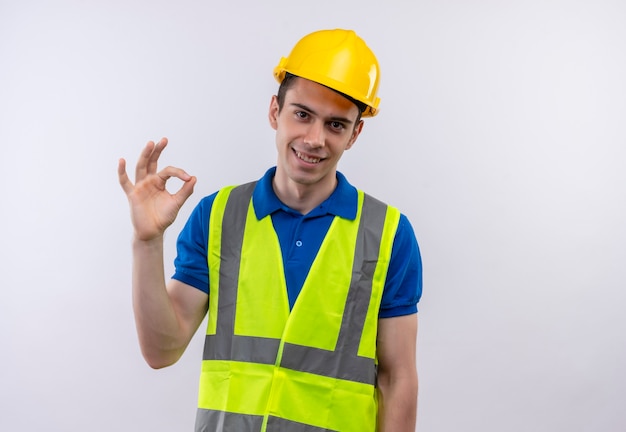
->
xmin=295 ymin=150 xmax=322 ymax=164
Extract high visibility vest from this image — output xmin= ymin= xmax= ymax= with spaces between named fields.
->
xmin=195 ymin=181 xmax=401 ymax=432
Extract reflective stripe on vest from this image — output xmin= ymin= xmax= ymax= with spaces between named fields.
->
xmin=195 ymin=409 xmax=331 ymax=432
xmin=196 ymin=181 xmax=400 ymax=432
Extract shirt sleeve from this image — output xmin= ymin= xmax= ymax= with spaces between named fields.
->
xmin=379 ymin=214 xmax=423 ymax=318
xmin=171 ymin=194 xmax=217 ymax=294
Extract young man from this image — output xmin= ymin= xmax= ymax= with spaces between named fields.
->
xmin=118 ymin=29 xmax=422 ymax=431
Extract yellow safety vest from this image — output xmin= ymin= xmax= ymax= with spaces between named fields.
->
xmin=195 ymin=182 xmax=400 ymax=432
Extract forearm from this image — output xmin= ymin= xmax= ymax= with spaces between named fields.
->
xmin=377 ymin=369 xmax=418 ymax=431
xmin=132 ymin=236 xmax=186 ymax=368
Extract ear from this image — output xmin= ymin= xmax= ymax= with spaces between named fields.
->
xmin=345 ymin=119 xmax=364 ymax=150
xmin=268 ymin=95 xmax=279 ymax=130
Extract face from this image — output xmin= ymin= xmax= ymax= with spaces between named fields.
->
xmin=268 ymin=77 xmax=364 ymax=192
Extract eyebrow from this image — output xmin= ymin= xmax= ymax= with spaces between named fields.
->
xmin=289 ymin=102 xmax=355 ymax=126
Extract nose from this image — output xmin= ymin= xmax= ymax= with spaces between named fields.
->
xmin=303 ymin=121 xmax=325 ymax=148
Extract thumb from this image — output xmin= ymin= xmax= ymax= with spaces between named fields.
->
xmin=174 ymin=175 xmax=197 ymax=206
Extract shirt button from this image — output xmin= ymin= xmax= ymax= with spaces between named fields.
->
xmin=295 ymin=240 xmax=303 ymax=247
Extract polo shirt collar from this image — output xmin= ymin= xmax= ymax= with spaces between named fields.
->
xmin=252 ymin=167 xmax=358 ymax=220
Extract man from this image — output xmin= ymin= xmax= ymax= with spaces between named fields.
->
xmin=118 ymin=29 xmax=422 ymax=431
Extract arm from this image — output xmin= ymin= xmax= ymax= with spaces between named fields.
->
xmin=119 ymin=138 xmax=206 ymax=368
xmin=131 ymin=240 xmax=208 ymax=368
xmin=376 ymin=313 xmax=419 ymax=431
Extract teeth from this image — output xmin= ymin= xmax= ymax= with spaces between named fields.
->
xmin=295 ymin=151 xmax=321 ymax=164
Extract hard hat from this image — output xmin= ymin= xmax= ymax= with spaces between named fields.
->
xmin=273 ymin=29 xmax=381 ymax=117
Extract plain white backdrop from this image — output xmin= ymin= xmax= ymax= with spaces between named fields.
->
xmin=1 ymin=0 xmax=625 ymax=430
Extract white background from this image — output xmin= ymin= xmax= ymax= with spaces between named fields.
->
xmin=1 ymin=1 xmax=625 ymax=431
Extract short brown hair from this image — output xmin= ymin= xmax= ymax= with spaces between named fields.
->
xmin=276 ymin=73 xmax=366 ymax=124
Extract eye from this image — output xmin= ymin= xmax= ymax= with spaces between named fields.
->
xmin=295 ymin=111 xmax=309 ymax=120
xmin=329 ymin=121 xmax=346 ymax=132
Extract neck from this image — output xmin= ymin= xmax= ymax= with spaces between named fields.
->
xmin=272 ymin=170 xmax=337 ymax=215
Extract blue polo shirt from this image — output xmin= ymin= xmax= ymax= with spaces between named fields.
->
xmin=172 ymin=167 xmax=422 ymax=318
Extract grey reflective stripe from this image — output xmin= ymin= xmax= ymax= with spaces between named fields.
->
xmin=195 ymin=408 xmax=263 ymax=432
xmin=280 ymin=194 xmax=387 ymax=384
xmin=195 ymin=410 xmax=334 ymax=432
xmin=203 ymin=184 xmax=389 ymax=386
xmin=214 ymin=182 xmax=255 ymax=338
xmin=280 ymin=342 xmax=376 ymax=384
xmin=267 ymin=416 xmax=337 ymax=431
xmin=204 ymin=333 xmax=280 ymax=364
xmin=203 ymin=182 xmax=282 ymax=364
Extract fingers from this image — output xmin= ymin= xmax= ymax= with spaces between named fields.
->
xmin=134 ymin=141 xmax=155 ymax=179
xmin=157 ymin=166 xmax=196 ymax=205
xmin=175 ymin=175 xmax=197 ymax=206
xmin=135 ymin=137 xmax=169 ymax=182
xmin=147 ymin=137 xmax=168 ymax=175
xmin=118 ymin=158 xmax=134 ymax=195
xmin=157 ymin=165 xmax=193 ymax=184
xmin=120 ymin=138 xmax=195 ymax=202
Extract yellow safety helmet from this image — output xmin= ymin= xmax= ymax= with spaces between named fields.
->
xmin=273 ymin=29 xmax=381 ymax=117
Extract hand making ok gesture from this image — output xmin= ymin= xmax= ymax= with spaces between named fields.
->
xmin=118 ymin=137 xmax=197 ymax=241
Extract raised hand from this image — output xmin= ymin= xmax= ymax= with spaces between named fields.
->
xmin=118 ymin=138 xmax=196 ymax=241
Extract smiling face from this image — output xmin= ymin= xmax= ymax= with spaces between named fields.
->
xmin=268 ymin=77 xmax=364 ymax=205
